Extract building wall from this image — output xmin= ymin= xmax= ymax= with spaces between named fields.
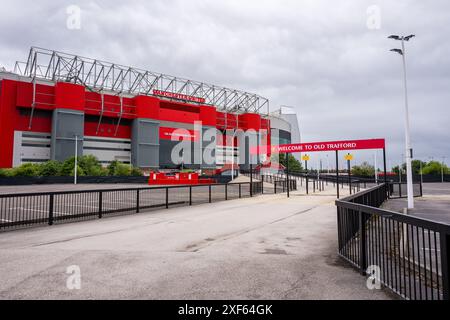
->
xmin=0 ymin=76 xmax=277 ymax=170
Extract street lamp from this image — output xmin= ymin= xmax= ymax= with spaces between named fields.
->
xmin=229 ymin=108 xmax=240 ymax=180
xmin=389 ymin=34 xmax=416 ymax=210
xmin=74 ymin=135 xmax=79 ymax=185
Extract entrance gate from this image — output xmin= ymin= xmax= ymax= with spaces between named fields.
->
xmin=272 ymin=139 xmax=387 ymax=198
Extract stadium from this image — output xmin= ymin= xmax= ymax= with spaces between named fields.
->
xmin=0 ymin=47 xmax=299 ymax=174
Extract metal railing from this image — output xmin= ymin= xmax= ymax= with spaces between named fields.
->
xmin=239 ymin=171 xmax=297 ymax=194
xmin=336 ymin=184 xmax=450 ymax=300
xmin=0 ymin=181 xmax=262 ymax=232
xmin=389 ymin=182 xmax=423 ymax=198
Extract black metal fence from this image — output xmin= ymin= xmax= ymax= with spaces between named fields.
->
xmin=0 ymin=175 xmax=233 ymax=186
xmin=239 ymin=171 xmax=297 ymax=194
xmin=0 ymin=181 xmax=263 ymax=232
xmin=336 ymin=184 xmax=450 ymax=300
xmin=389 ymin=182 xmax=423 ymax=198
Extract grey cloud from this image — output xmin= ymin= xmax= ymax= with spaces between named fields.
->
xmin=0 ymin=0 xmax=449 ymax=167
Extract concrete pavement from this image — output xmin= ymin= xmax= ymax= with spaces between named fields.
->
xmin=0 ymin=187 xmax=394 ymax=300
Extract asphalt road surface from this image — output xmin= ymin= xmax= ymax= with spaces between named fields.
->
xmin=0 ymin=186 xmax=394 ymax=300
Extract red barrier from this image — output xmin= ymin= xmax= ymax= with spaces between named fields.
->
xmin=148 ymin=172 xmax=215 ymax=185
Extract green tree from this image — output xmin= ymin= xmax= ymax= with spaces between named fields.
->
xmin=278 ymin=154 xmax=303 ymax=173
xmin=422 ymin=161 xmax=449 ymax=175
xmin=411 ymin=160 xmax=426 ymax=175
xmin=351 ymin=162 xmax=375 ymax=177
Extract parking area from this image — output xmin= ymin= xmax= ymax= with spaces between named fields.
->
xmin=383 ymin=183 xmax=450 ymax=224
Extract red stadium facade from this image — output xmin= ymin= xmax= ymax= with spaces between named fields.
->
xmin=0 ymin=48 xmax=281 ymax=172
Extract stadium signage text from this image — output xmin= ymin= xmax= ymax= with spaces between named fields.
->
xmin=153 ymin=90 xmax=206 ymax=104
xmin=273 ymin=139 xmax=385 ymax=154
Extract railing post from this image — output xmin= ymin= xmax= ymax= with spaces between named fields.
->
xmin=209 ymin=185 xmax=212 ymax=203
xmin=48 ymin=194 xmax=54 ymax=226
xmin=136 ymin=189 xmax=140 ymax=213
xmin=165 ymin=188 xmax=169 ymax=209
xmin=99 ymin=191 xmax=103 ymax=219
xmin=239 ymin=183 xmax=241 ymax=198
xmin=359 ymin=209 xmax=367 ymax=275
xmin=225 ymin=184 xmax=228 ymax=200
xmin=250 ymin=164 xmax=253 ymax=197
xmin=189 ymin=186 xmax=192 ymax=206
xmin=440 ymin=233 xmax=450 ymax=300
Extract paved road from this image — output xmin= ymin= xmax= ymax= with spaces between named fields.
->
xmin=383 ymin=183 xmax=450 ymax=224
xmin=0 ymin=187 xmax=393 ymax=300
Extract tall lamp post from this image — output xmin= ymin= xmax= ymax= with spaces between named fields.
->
xmin=389 ymin=34 xmax=415 ymax=210
xmin=74 ymin=135 xmax=79 ymax=185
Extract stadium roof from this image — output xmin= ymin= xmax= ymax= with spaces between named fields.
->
xmin=13 ymin=47 xmax=269 ymax=114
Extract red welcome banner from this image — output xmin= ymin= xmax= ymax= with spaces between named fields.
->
xmin=273 ymin=139 xmax=385 ymax=154
xmin=153 ymin=89 xmax=206 ymax=104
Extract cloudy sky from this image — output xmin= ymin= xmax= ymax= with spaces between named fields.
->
xmin=1 ymin=0 xmax=449 ymax=169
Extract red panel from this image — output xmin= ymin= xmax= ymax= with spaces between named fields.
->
xmin=0 ymin=80 xmax=17 ymax=167
xmin=15 ymin=109 xmax=52 ymax=133
xmin=199 ymin=105 xmax=217 ymax=127
xmin=160 ymin=100 xmax=200 ymax=114
xmin=134 ymin=95 xmax=159 ymax=119
xmin=55 ymin=82 xmax=85 ymax=111
xmin=16 ymin=82 xmax=56 ymax=109
xmin=158 ymin=107 xmax=200 ymax=124
xmin=239 ymin=113 xmax=261 ymax=130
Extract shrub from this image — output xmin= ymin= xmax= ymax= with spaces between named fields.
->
xmin=0 ymin=168 xmax=12 ymax=177
xmin=114 ymin=163 xmax=132 ymax=176
xmin=11 ymin=163 xmax=41 ymax=177
xmin=351 ymin=162 xmax=375 ymax=177
xmin=89 ymin=166 xmax=109 ymax=177
xmin=60 ymin=157 xmax=77 ymax=176
xmin=73 ymin=165 xmax=86 ymax=176
xmin=107 ymin=160 xmax=120 ymax=176
xmin=60 ymin=157 xmax=87 ymax=176
xmin=78 ymin=155 xmax=103 ymax=176
xmin=131 ymin=166 xmax=143 ymax=176
xmin=38 ymin=160 xmax=62 ymax=176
